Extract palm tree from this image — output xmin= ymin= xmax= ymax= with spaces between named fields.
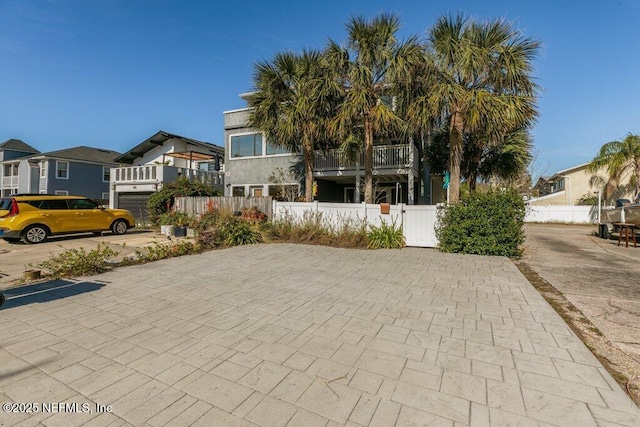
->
xmin=473 ymin=129 xmax=533 ymax=189
xmin=425 ymin=127 xmax=532 ymax=191
xmin=410 ymin=14 xmax=540 ymax=202
xmin=326 ymin=14 xmax=422 ymax=203
xmin=587 ymin=133 xmax=640 ymax=202
xmin=246 ymin=50 xmax=340 ymax=202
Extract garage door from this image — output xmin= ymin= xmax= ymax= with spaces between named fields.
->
xmin=117 ymin=192 xmax=153 ymax=226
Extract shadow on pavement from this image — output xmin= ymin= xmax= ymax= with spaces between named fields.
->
xmin=0 ymin=279 xmax=105 ymax=309
xmin=2 ymin=229 xmax=154 ymax=245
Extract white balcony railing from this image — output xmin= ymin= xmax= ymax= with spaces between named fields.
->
xmin=314 ymin=144 xmax=418 ymax=172
xmin=112 ymin=165 xmax=224 ymax=187
xmin=1 ymin=176 xmax=18 ymax=188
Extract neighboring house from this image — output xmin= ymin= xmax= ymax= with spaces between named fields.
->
xmin=223 ymin=98 xmax=445 ymax=204
xmin=0 ymin=139 xmax=40 ymax=197
xmin=1 ymin=140 xmax=119 ymax=201
xmin=529 ymin=162 xmax=634 ymax=206
xmin=109 ymin=130 xmax=224 ymax=223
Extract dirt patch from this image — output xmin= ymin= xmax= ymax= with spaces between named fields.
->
xmin=514 ymin=259 xmax=640 ymax=405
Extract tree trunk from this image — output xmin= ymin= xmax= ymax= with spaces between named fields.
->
xmin=364 ymin=119 xmax=374 ymax=204
xmin=448 ymin=110 xmax=464 ymax=203
xmin=303 ymin=141 xmax=314 ymax=202
xmin=468 ymin=172 xmax=477 ymax=191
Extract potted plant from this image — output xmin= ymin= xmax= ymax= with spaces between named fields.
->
xmin=159 ymin=211 xmax=176 ymax=236
xmin=173 ymin=214 xmax=189 ymax=237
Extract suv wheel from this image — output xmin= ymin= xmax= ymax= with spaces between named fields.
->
xmin=22 ymin=225 xmax=49 ymax=244
xmin=111 ymin=219 xmax=128 ymax=235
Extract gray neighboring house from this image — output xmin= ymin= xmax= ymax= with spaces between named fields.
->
xmin=1 ymin=140 xmax=119 ymax=201
xmin=109 ymin=130 xmax=224 ymax=224
xmin=223 ymin=97 xmax=444 ymax=204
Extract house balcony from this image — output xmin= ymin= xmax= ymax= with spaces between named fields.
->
xmin=2 ymin=176 xmax=19 ymax=188
xmin=111 ymin=165 xmax=224 ymax=192
xmin=314 ymin=144 xmax=418 ymax=181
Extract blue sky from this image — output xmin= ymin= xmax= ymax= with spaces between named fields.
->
xmin=1 ymin=0 xmax=639 ymax=178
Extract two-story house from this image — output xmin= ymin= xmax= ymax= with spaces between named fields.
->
xmin=530 ymin=162 xmax=634 ymax=206
xmin=223 ymin=97 xmax=444 ymax=204
xmin=109 ymin=130 xmax=224 ymax=223
xmin=0 ymin=139 xmax=40 ymax=197
xmin=1 ymin=139 xmax=120 ymax=201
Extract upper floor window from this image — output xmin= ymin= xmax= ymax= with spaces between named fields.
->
xmin=266 ymin=141 xmax=289 ymax=155
xmin=230 ymin=133 xmax=291 ymax=158
xmin=56 ymin=161 xmax=69 ymax=179
xmin=40 ymin=161 xmax=47 ymax=178
xmin=231 ymin=133 xmax=263 ymax=158
xmin=103 ymin=166 xmax=110 ymax=182
xmin=557 ymin=178 xmax=565 ymax=192
xmin=3 ymin=163 xmax=18 ymax=177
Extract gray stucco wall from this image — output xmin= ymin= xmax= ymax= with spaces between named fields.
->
xmin=224 ymin=109 xmax=251 ymax=129
xmin=224 ymin=128 xmax=302 ymax=195
xmin=44 ymin=160 xmax=110 ymax=199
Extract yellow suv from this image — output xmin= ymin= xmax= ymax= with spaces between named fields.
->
xmin=0 ymin=195 xmax=135 ymax=244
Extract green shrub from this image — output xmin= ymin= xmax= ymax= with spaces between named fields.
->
xmin=157 ymin=210 xmax=191 ymax=226
xmin=219 ymin=216 xmax=264 ymax=246
xmin=195 ymin=208 xmax=224 ymax=234
xmin=367 ymin=220 xmax=405 ymax=249
xmin=128 ymin=240 xmax=201 ymax=263
xmin=436 ymin=189 xmax=525 ymax=257
xmin=37 ymin=243 xmax=121 ymax=278
xmin=194 ymin=212 xmax=263 ymax=247
xmin=148 ymin=177 xmax=221 ymax=225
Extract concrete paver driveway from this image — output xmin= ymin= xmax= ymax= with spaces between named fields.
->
xmin=1 ymin=244 xmax=639 ymax=426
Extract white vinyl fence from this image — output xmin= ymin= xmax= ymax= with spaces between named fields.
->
xmin=273 ymin=201 xmax=439 ymax=247
xmin=525 ymin=205 xmax=598 ymax=224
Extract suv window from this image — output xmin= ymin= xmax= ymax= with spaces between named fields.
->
xmin=39 ymin=199 xmax=69 ymax=210
xmin=0 ymin=198 xmax=12 ymax=210
xmin=67 ymin=199 xmax=98 ymax=210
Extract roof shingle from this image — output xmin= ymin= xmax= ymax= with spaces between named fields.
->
xmin=33 ymin=146 xmax=121 ymax=165
xmin=0 ymin=139 xmax=40 ymax=154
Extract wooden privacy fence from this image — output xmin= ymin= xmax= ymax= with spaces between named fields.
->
xmin=174 ymin=196 xmax=273 ymax=219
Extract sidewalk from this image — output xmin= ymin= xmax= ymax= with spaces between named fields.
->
xmin=1 ymin=244 xmax=639 ymax=425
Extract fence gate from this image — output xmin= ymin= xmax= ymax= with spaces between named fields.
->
xmin=402 ymin=205 xmax=439 ymax=248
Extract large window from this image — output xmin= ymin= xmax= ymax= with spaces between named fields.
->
xmin=231 ymin=133 xmax=291 ymax=158
xmin=40 ymin=161 xmax=47 ymax=178
xmin=56 ymin=161 xmax=69 ymax=179
xmin=232 ymin=186 xmax=246 ymax=196
xmin=266 ymin=141 xmax=289 ymax=155
xmin=103 ymin=166 xmax=110 ymax=182
xmin=231 ymin=133 xmax=262 ymax=158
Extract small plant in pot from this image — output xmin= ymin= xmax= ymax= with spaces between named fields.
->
xmin=158 ymin=211 xmax=190 ymax=236
xmin=173 ymin=214 xmax=189 ymax=237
